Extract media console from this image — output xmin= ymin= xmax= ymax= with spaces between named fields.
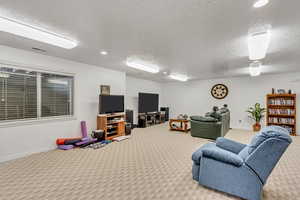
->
xmin=97 ymin=113 xmax=125 ymax=140
xmin=138 ymin=112 xmax=166 ymax=128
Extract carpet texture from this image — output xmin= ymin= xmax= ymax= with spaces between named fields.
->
xmin=0 ymin=124 xmax=299 ymax=200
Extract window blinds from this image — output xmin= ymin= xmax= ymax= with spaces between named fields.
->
xmin=41 ymin=73 xmax=73 ymax=117
xmin=0 ymin=65 xmax=74 ymax=122
xmin=0 ymin=70 xmax=37 ymax=121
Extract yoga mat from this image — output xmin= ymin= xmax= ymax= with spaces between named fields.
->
xmin=56 ymin=138 xmax=81 ymax=145
xmin=81 ymin=121 xmax=88 ymax=138
xmin=75 ymin=138 xmax=97 ymax=146
xmin=58 ymin=145 xmax=74 ymax=150
xmin=64 ymin=139 xmax=82 ymax=145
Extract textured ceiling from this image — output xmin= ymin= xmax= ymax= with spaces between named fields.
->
xmin=0 ymin=0 xmax=299 ymax=82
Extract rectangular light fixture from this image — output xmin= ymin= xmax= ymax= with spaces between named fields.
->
xmin=0 ymin=16 xmax=78 ymax=49
xmin=126 ymin=57 xmax=159 ymax=73
xmin=248 ymin=30 xmax=271 ymax=60
xmin=169 ymin=73 xmax=189 ymax=82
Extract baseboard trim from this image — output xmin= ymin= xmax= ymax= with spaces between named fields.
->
xmin=0 ymin=147 xmax=56 ymax=163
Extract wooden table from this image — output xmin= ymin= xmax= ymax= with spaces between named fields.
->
xmin=169 ymin=119 xmax=190 ymax=133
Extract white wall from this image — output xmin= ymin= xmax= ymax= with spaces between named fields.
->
xmin=1 ymin=44 xmax=299 ymax=162
xmin=125 ymin=76 xmax=163 ymax=124
xmin=0 ymin=45 xmax=126 ymax=162
xmin=162 ymin=73 xmax=300 ymax=133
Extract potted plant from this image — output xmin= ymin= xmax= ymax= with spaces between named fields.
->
xmin=246 ymin=103 xmax=266 ymax=131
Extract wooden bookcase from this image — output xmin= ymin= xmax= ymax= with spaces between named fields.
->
xmin=266 ymin=94 xmax=296 ymax=136
xmin=97 ymin=113 xmax=125 ymax=140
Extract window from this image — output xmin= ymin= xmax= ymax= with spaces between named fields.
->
xmin=0 ymin=65 xmax=74 ymax=123
xmin=41 ymin=73 xmax=73 ymax=117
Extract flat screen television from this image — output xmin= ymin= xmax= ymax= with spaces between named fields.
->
xmin=99 ymin=95 xmax=124 ymax=114
xmin=138 ymin=93 xmax=159 ymax=113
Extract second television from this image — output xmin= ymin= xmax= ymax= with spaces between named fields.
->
xmin=138 ymin=93 xmax=159 ymax=113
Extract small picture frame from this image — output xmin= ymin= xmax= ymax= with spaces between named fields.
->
xmin=100 ymin=85 xmax=110 ymax=95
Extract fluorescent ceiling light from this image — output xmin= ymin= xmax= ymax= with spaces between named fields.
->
xmin=0 ymin=16 xmax=78 ymax=49
xmin=248 ymin=30 xmax=271 ymax=60
xmin=48 ymin=79 xmax=68 ymax=85
xmin=169 ymin=73 xmax=189 ymax=82
xmin=0 ymin=73 xmax=10 ymax=78
xmin=126 ymin=57 xmax=159 ymax=73
xmin=249 ymin=61 xmax=262 ymax=76
xmin=253 ymin=0 xmax=269 ymax=8
xmin=100 ymin=51 xmax=108 ymax=55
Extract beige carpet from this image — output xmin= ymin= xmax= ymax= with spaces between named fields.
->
xmin=0 ymin=124 xmax=299 ymax=200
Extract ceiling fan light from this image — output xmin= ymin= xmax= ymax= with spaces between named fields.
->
xmin=249 ymin=61 xmax=262 ymax=76
xmin=248 ymin=30 xmax=271 ymax=60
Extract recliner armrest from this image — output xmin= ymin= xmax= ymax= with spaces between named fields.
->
xmin=192 ymin=143 xmax=216 ymax=164
xmin=216 ymin=137 xmax=247 ymax=154
xmin=202 ymin=147 xmax=244 ymax=167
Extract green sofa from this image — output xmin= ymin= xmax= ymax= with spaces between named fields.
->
xmin=190 ymin=107 xmax=230 ymax=140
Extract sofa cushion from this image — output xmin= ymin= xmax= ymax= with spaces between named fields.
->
xmin=205 ymin=112 xmax=212 ymax=117
xmin=190 ymin=116 xmax=218 ymax=122
xmin=219 ymin=108 xmax=229 ymax=114
xmin=209 ymin=112 xmax=222 ymax=121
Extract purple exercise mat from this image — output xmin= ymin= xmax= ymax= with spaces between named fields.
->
xmin=58 ymin=145 xmax=74 ymax=150
xmin=75 ymin=138 xmax=97 ymax=146
xmin=81 ymin=121 xmax=88 ymax=138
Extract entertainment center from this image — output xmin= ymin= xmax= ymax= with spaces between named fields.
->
xmin=137 ymin=92 xmax=167 ymax=128
xmin=97 ymin=93 xmax=168 ymax=137
xmin=97 ymin=113 xmax=125 ymax=140
xmin=97 ymin=95 xmax=126 ymax=139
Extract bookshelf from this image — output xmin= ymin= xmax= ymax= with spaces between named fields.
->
xmin=266 ymin=94 xmax=296 ymax=136
xmin=97 ymin=113 xmax=125 ymax=140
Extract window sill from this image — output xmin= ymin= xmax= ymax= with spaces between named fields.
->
xmin=0 ymin=116 xmax=77 ymax=128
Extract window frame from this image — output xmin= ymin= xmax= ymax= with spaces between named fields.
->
xmin=0 ymin=61 xmax=76 ymax=128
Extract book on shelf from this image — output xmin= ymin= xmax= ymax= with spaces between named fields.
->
xmin=268 ymin=108 xmax=295 ymax=115
xmin=268 ymin=117 xmax=295 ymax=125
xmin=268 ymin=98 xmax=295 ymax=106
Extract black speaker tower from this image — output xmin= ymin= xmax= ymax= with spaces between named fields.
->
xmin=160 ymin=107 xmax=169 ymax=121
xmin=125 ymin=109 xmax=134 ymax=129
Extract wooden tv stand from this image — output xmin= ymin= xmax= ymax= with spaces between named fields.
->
xmin=97 ymin=113 xmax=125 ymax=140
xmin=138 ymin=112 xmax=166 ymax=128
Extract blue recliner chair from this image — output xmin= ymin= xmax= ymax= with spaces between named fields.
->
xmin=192 ymin=126 xmax=292 ymax=200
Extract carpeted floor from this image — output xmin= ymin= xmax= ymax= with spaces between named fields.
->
xmin=0 ymin=123 xmax=299 ymax=200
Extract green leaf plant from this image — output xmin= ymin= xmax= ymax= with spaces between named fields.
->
xmin=246 ymin=103 xmax=266 ymax=123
